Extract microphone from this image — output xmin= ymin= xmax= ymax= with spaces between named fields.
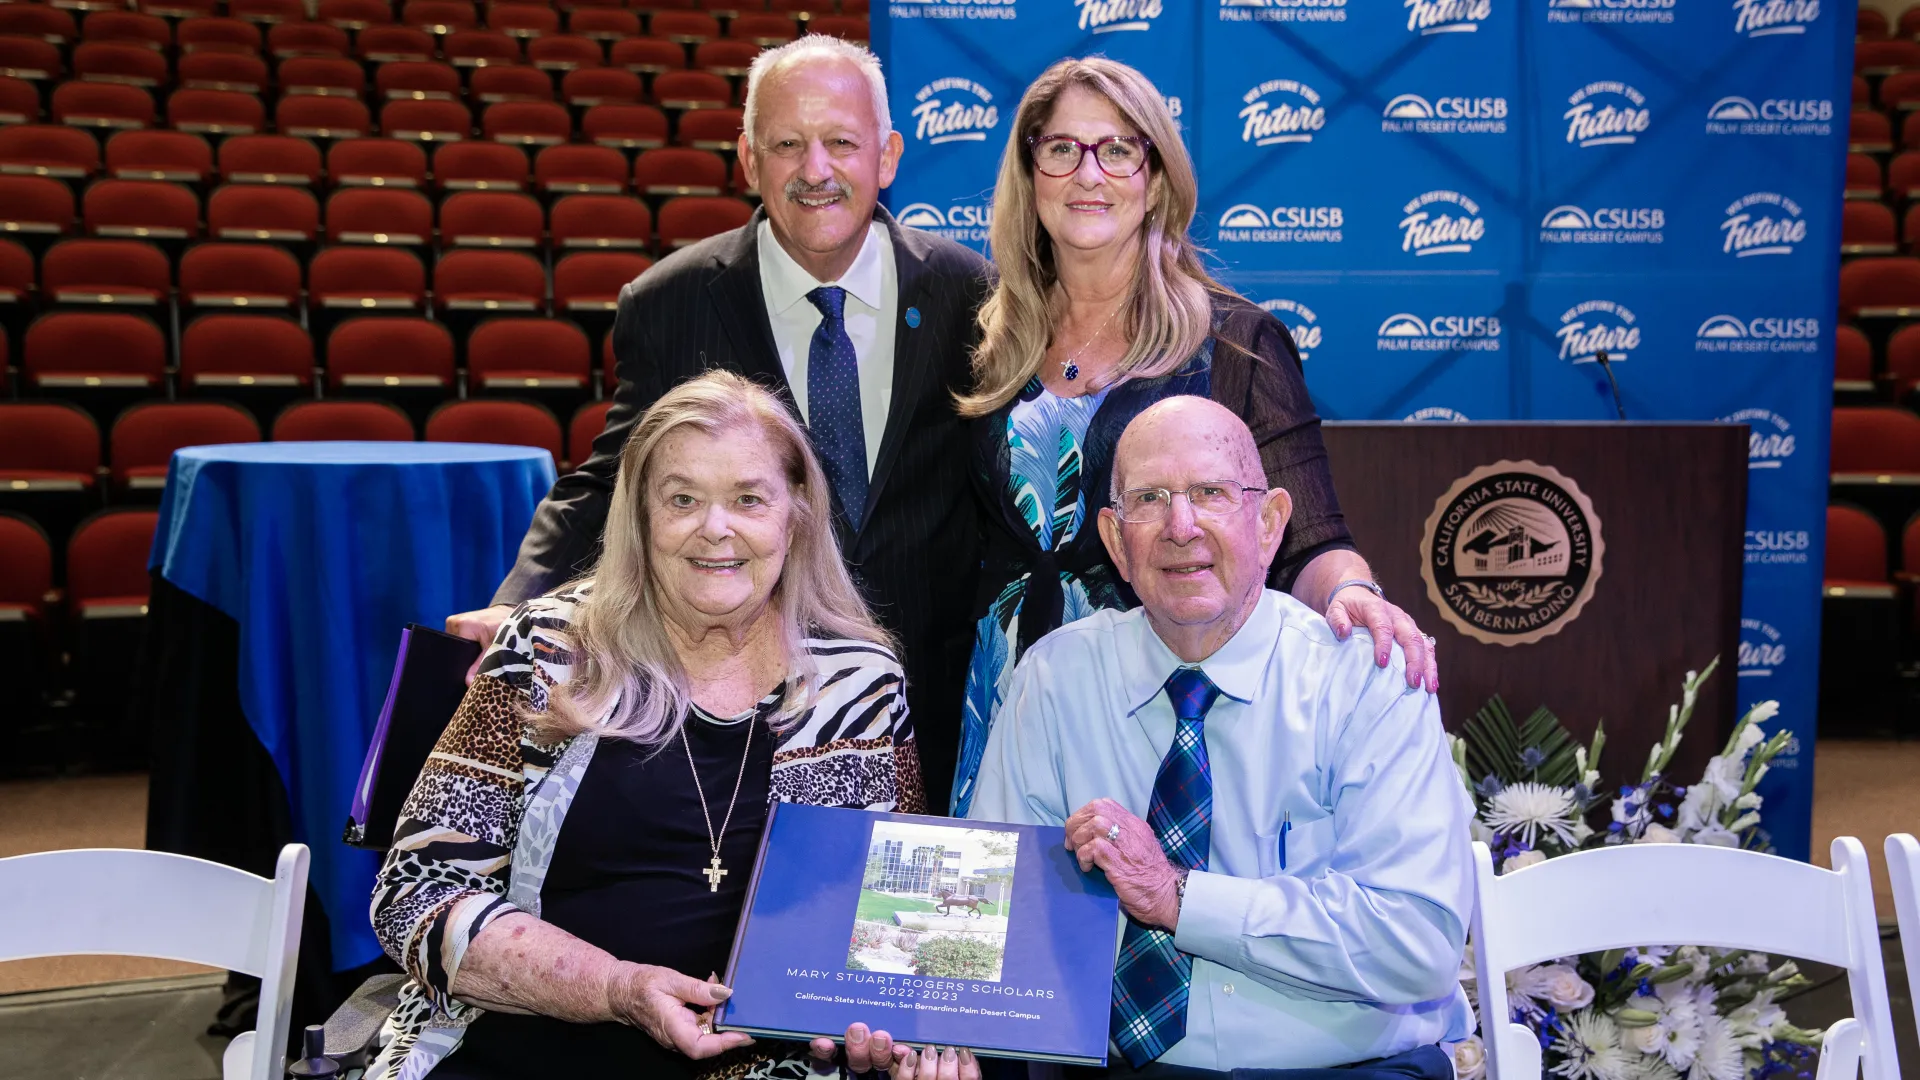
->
xmin=1595 ymin=349 xmax=1626 ymax=421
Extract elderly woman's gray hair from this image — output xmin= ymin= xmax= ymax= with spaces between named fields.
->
xmin=740 ymin=34 xmax=893 ymax=140
xmin=539 ymin=370 xmax=894 ymax=745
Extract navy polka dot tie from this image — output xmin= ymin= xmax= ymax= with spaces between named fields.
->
xmin=805 ymin=285 xmax=868 ymax=523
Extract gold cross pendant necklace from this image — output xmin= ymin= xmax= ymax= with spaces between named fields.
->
xmin=683 ymin=711 xmax=755 ymax=893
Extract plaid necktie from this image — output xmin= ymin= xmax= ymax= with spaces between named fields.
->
xmin=804 ymin=285 xmax=868 ymax=524
xmin=1110 ymin=666 xmax=1220 ymax=1067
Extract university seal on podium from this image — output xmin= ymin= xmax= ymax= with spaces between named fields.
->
xmin=1420 ymin=460 xmax=1604 ymax=647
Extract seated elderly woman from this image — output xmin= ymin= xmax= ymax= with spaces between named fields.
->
xmin=367 ymin=370 xmax=967 ymax=1080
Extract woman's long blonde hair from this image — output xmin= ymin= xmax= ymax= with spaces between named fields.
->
xmin=540 ymin=370 xmax=894 ymax=744
xmin=957 ymin=57 xmax=1228 ymax=418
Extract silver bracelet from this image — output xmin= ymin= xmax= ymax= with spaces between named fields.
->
xmin=1328 ymin=579 xmax=1384 ymax=609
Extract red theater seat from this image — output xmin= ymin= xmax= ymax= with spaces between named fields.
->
xmin=273 ymin=399 xmax=416 ymax=441
xmin=277 ymin=96 xmax=373 ymax=139
xmin=402 ymin=0 xmax=480 ymax=33
xmin=1891 ymin=150 xmax=1920 ymax=198
xmin=268 ymin=21 xmax=352 ymax=59
xmin=425 ymin=398 xmax=562 ymax=462
xmin=327 ymin=188 xmax=435 ymax=246
xmin=634 ymin=145 xmax=724 ymax=194
xmin=382 ymin=98 xmax=472 ymax=142
xmin=1888 ymin=325 xmax=1920 ymax=398
xmin=484 ymin=100 xmax=572 ymax=145
xmin=491 ymin=2 xmax=561 ymax=37
xmin=1847 ymin=153 xmax=1884 ymax=199
xmin=82 ymin=11 xmax=171 ymax=51
xmin=23 ymin=311 xmax=167 ymax=391
xmin=0 ymin=176 xmax=75 ymax=236
xmin=1836 ymin=323 xmax=1874 ymax=393
xmin=583 ymin=103 xmax=668 ymax=148
xmin=563 ymin=66 xmax=643 ymax=106
xmin=219 ymin=134 xmax=323 ymax=185
xmin=326 ymin=316 xmax=456 ymax=390
xmin=650 ymin=11 xmax=718 ymax=42
xmin=445 ymin=29 xmax=523 ymax=68
xmin=178 ymin=51 xmax=270 ymax=93
xmin=0 ymin=240 xmax=32 ymax=307
xmin=676 ymin=106 xmax=741 ymax=150
xmin=0 ymin=76 xmax=42 ymax=124
xmin=1863 ymin=6 xmax=1892 ymax=36
xmin=0 ymin=4 xmax=78 ymax=44
xmin=550 ymin=193 xmax=650 ymax=248
xmin=727 ymin=13 xmax=794 ymax=44
xmin=611 ymin=36 xmax=686 ymax=74
xmin=696 ymin=39 xmax=761 ymax=76
xmin=319 ymin=0 xmax=395 ymax=28
xmin=84 ymin=179 xmax=200 ymax=240
xmin=1826 ymin=504 xmax=1890 ymax=590
xmin=653 ymin=69 xmax=728 ymax=109
xmin=1844 ymin=201 xmax=1899 ymax=255
xmin=569 ymin=399 xmax=612 ymax=466
xmin=434 ymin=140 xmax=529 ymax=191
xmin=207 ymin=184 xmax=320 ymax=243
xmin=281 ymin=57 xmax=367 ymax=97
xmin=72 ymin=42 xmax=167 ymax=89
xmin=440 ymin=190 xmax=544 ymax=247
xmin=176 ymin=17 xmax=264 ymax=55
xmin=1852 ymin=109 xmax=1894 ymax=153
xmin=1841 ymin=256 xmax=1920 ymax=317
xmin=555 ymin=250 xmax=649 ymax=312
xmin=180 ymin=242 xmax=302 ymax=309
xmin=528 ymin=34 xmax=603 ymax=71
xmin=1831 ymin=406 xmax=1920 ymax=476
xmin=359 ymin=25 xmax=438 ymax=62
xmin=467 ymin=317 xmax=589 ymax=389
xmin=309 ymin=245 xmax=427 ymax=310
xmin=233 ymin=0 xmax=308 ymax=24
xmin=43 ymin=238 xmax=170 ymax=306
xmin=809 ymin=15 xmax=868 ymax=41
xmin=376 ymin=60 xmax=463 ymax=101
xmin=0 ymin=514 xmax=53 ymax=643
xmin=169 ymin=89 xmax=267 ymax=136
xmin=569 ymin=7 xmax=639 ymax=40
xmin=179 ymin=314 xmax=315 ymax=391
xmin=327 ymin=138 xmax=429 ymax=188
xmin=657 ymin=195 xmax=751 ymax=248
xmin=536 ymin=144 xmax=627 ymax=193
xmin=433 ymin=248 xmax=545 ymax=313
xmin=0 ymin=37 xmax=62 ymax=83
xmin=1859 ymin=38 xmax=1920 ymax=75
xmin=53 ymin=82 xmax=156 ymax=130
xmin=0 ymin=402 xmax=101 ymax=493
xmin=67 ymin=509 xmax=160 ymax=617
xmin=472 ymin=64 xmax=556 ymax=103
xmin=110 ymin=401 xmax=261 ymax=490
xmin=0 ymin=125 xmax=101 ymax=180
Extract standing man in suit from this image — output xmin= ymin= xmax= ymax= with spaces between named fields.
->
xmin=446 ymin=35 xmax=992 ymax=814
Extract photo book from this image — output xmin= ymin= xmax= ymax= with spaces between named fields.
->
xmin=714 ymin=803 xmax=1122 ymax=1065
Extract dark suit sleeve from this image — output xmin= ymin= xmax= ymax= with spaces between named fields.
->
xmin=491 ymin=276 xmax=665 ymax=606
xmin=1209 ymin=303 xmax=1357 ymax=595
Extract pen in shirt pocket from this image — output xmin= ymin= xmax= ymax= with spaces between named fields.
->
xmin=1279 ymin=810 xmax=1292 ymax=871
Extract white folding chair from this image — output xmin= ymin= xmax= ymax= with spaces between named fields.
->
xmin=1471 ymin=838 xmax=1893 ymax=1080
xmin=0 ymin=844 xmax=309 ymax=1080
xmin=1881 ymin=834 xmax=1920 ymax=1043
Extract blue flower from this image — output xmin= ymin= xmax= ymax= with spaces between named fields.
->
xmin=1520 ymin=747 xmax=1547 ymax=772
xmin=1476 ymin=774 xmax=1506 ymax=800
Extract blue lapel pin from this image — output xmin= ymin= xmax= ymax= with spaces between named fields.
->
xmin=905 ymin=306 xmax=922 ymax=328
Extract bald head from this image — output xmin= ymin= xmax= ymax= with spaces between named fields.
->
xmin=1111 ymin=396 xmax=1264 ymax=503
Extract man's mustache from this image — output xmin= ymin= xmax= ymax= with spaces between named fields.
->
xmin=784 ymin=178 xmax=850 ymax=202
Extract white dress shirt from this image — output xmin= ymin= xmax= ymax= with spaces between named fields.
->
xmin=757 ymin=219 xmax=897 ymax=476
xmin=968 ymin=590 xmax=1475 ymax=1072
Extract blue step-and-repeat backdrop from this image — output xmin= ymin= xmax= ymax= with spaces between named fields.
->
xmin=872 ymin=0 xmax=1849 ymax=859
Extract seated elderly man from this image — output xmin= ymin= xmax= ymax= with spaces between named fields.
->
xmin=969 ymin=396 xmax=1473 ymax=1080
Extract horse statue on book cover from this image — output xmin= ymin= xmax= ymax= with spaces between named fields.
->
xmin=934 ymin=888 xmax=987 ymax=918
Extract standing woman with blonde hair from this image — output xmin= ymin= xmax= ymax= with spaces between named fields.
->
xmin=950 ymin=58 xmax=1441 ymax=815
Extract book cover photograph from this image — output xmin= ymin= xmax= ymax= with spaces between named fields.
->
xmin=716 ymin=804 xmax=1121 ymax=1065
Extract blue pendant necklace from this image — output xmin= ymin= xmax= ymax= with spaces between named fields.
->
xmin=1061 ymin=304 xmax=1123 ymax=382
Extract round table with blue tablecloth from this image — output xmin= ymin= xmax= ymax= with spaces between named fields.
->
xmin=141 ymin=442 xmax=556 ymax=987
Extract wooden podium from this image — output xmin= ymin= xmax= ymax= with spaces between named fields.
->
xmin=1321 ymin=423 xmax=1748 ymax=787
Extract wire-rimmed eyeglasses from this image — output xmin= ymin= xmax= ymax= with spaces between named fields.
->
xmin=1026 ymin=134 xmax=1154 ymax=178
xmin=1113 ymin=481 xmax=1267 ymax=523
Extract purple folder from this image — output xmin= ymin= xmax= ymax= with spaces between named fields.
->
xmin=344 ymin=623 xmax=483 ymax=850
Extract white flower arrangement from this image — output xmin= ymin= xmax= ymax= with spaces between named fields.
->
xmin=1448 ymin=660 xmax=1824 ymax=1080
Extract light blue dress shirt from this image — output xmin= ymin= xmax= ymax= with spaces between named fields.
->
xmin=967 ymin=589 xmax=1475 ymax=1072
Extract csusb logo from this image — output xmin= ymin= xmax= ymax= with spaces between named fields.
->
xmin=1219 ymin=0 xmax=1347 ymax=22
xmin=1405 ymin=406 xmax=1472 ymax=421
xmin=1745 ymin=525 xmax=1810 ymax=566
xmin=1074 ymin=0 xmax=1162 ymax=32
xmin=1539 ymin=205 xmax=1664 ymax=245
xmin=1257 ymin=299 xmax=1322 ymax=359
xmin=1733 ymin=0 xmax=1818 ymax=36
xmin=1704 ymin=96 xmax=1833 ymax=136
xmin=912 ymin=79 xmax=998 ymax=145
xmin=889 ymin=0 xmax=1016 ymax=21
xmin=1216 ymin=203 xmax=1343 ymax=243
xmin=1718 ymin=407 xmax=1796 ymax=470
xmin=895 ymin=201 xmax=993 ymax=243
xmin=1401 ymin=190 xmax=1486 ymax=256
xmin=1405 ymin=0 xmax=1489 ymax=34
xmin=1240 ymin=81 xmax=1326 ymax=146
xmin=1694 ymin=313 xmax=1821 ymax=353
xmin=1381 ymin=93 xmax=1508 ymax=134
xmin=1721 ymin=192 xmax=1806 ymax=257
xmin=1739 ymin=618 xmax=1788 ymax=678
xmin=1564 ymin=82 xmax=1650 ymax=147
xmin=1546 ymin=0 xmax=1674 ymax=24
xmin=1376 ymin=313 xmax=1503 ymax=352
xmin=1556 ymin=300 xmax=1640 ymax=364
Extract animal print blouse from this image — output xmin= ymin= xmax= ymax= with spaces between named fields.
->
xmin=366 ymin=584 xmax=925 ymax=1080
